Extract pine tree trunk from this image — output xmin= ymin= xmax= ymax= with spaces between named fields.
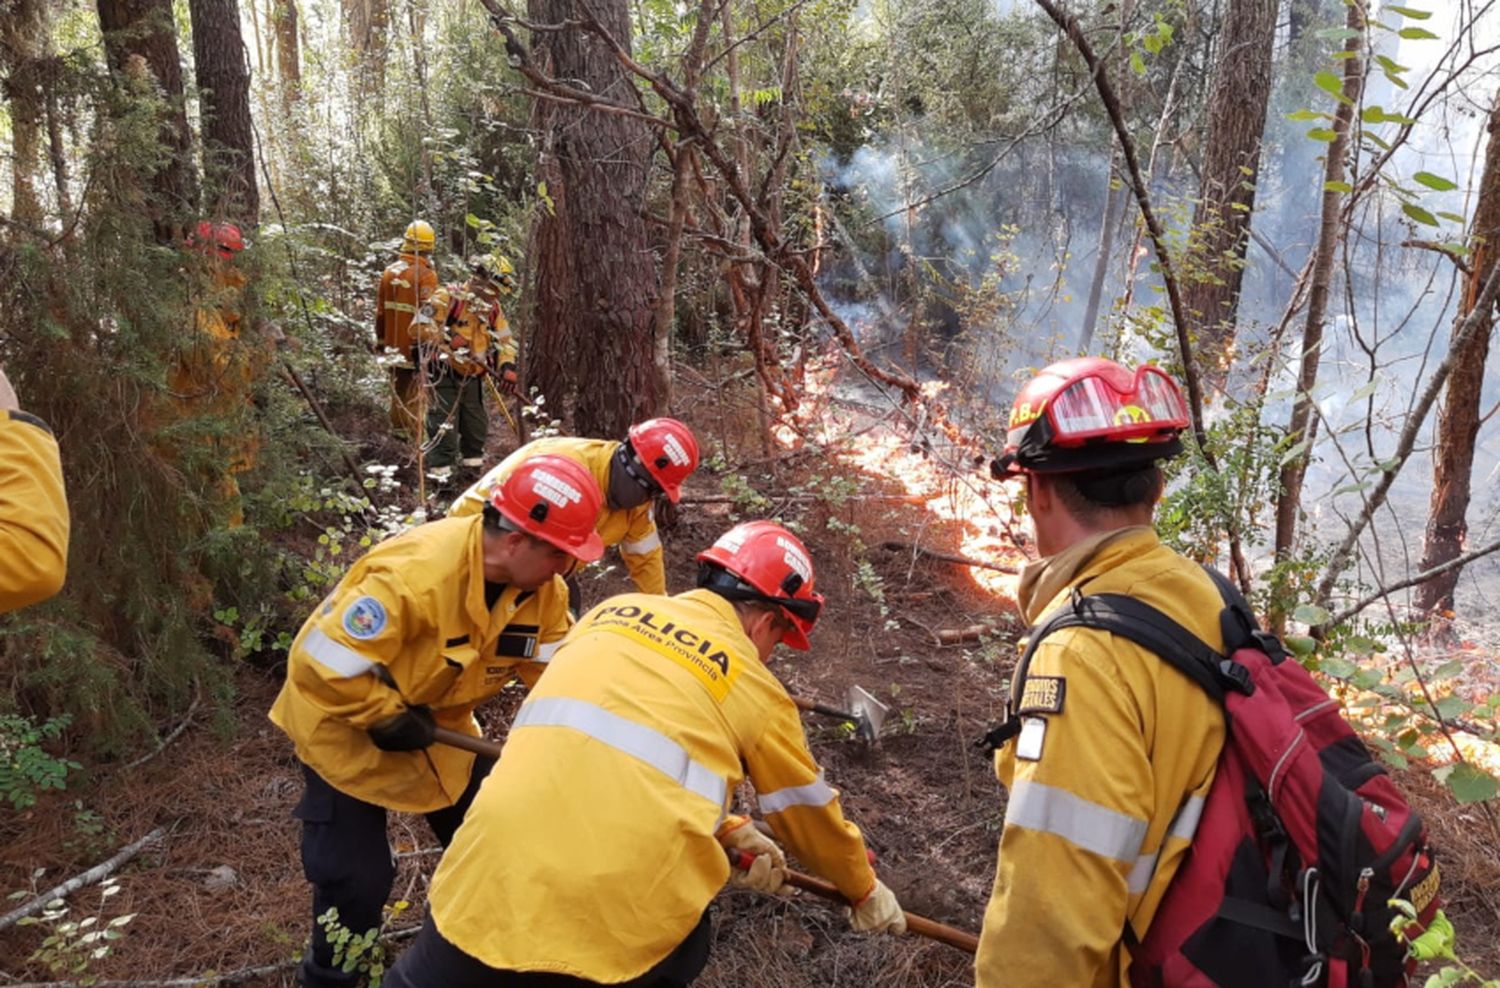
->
xmin=343 ymin=0 xmax=389 ymax=91
xmin=273 ymin=0 xmax=301 ymax=110
xmin=189 ymin=0 xmax=260 ymax=225
xmin=1414 ymin=95 xmax=1500 ymax=616
xmin=2 ymin=0 xmax=50 ymax=228
xmin=1270 ymin=0 xmax=1364 ymax=631
xmin=96 ymin=0 xmax=199 ymax=241
xmin=1183 ymin=0 xmax=1278 ymax=381
xmin=527 ymin=0 xmax=661 ymax=435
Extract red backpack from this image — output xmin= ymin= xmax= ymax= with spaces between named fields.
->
xmin=981 ymin=567 xmax=1441 ymax=987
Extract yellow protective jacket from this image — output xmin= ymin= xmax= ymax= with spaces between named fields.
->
xmin=268 ymin=514 xmax=572 ymax=813
xmin=0 ymin=411 xmax=69 ymax=613
xmin=428 ymin=589 xmax=878 ymax=981
xmin=418 ymin=283 xmax=515 ymax=378
xmin=975 ymin=527 xmax=1227 ymax=988
xmin=375 ymin=253 xmax=438 ymax=353
xmin=452 ymin=437 xmax=665 ymax=594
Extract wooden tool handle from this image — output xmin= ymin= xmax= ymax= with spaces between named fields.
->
xmin=726 ymin=849 xmax=979 ymax=955
xmin=433 ymin=725 xmax=505 ymax=759
xmin=791 ymin=695 xmax=859 ymax=721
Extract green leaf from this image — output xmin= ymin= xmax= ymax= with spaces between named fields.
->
xmin=1413 ymin=171 xmax=1458 ymax=191
xmin=1285 ymin=635 xmax=1317 ymax=658
xmin=1402 ymin=202 xmax=1440 ymax=227
xmin=464 ymin=213 xmax=482 ymax=228
xmin=1294 ymin=603 xmax=1331 ymax=626
xmin=1383 ymin=70 xmax=1411 ymax=90
xmin=1434 ymin=694 xmax=1472 ymax=720
xmin=1315 ymin=70 xmax=1354 ymax=106
xmin=1130 ymin=51 xmax=1146 ymax=76
xmin=1376 ymin=54 xmax=1411 ymax=74
xmin=1362 ymin=130 xmax=1393 ymax=150
xmin=1433 ymin=762 xmax=1500 ymax=803
xmin=1399 ymin=26 xmax=1439 ymax=39
xmin=1321 ymin=655 xmax=1358 ymax=678
xmin=1307 ymin=127 xmax=1339 ymax=142
xmin=1387 ymin=4 xmax=1432 ymax=17
xmin=1431 ymin=659 xmax=1467 ymax=681
xmin=1437 ymin=211 xmax=1466 ymax=224
xmin=1287 ymin=108 xmax=1330 ymax=121
xmin=1324 ymin=180 xmax=1354 ymax=193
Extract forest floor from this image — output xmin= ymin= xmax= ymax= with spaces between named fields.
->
xmin=3 ymin=370 xmax=1499 ymax=985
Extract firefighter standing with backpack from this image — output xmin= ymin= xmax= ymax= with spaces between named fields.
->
xmin=269 ymin=455 xmax=604 ymax=988
xmin=414 ymin=254 xmax=519 ymax=481
xmin=375 ymin=220 xmax=440 ymax=441
xmin=975 ymin=357 xmax=1228 ymax=988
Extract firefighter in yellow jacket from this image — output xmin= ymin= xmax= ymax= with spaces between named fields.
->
xmin=975 ymin=358 xmax=1227 ymax=988
xmin=385 ymin=520 xmax=906 ymax=987
xmin=270 ymin=454 xmax=605 ymax=988
xmin=451 ymin=418 xmax=701 ymax=605
xmin=0 ymin=366 xmax=68 ymax=613
xmin=414 ymin=254 xmax=518 ymax=477
xmin=375 ymin=221 xmax=440 ymax=440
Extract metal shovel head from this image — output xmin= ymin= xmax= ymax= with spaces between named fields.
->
xmin=846 ymin=685 xmax=889 ymax=742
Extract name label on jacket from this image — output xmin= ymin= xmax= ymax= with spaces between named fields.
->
xmin=590 ymin=604 xmax=740 ymax=702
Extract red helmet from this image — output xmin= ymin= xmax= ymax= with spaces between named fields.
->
xmin=192 ymin=221 xmax=246 ymax=259
xmin=994 ymin=357 xmax=1189 ymax=476
xmin=489 ymin=455 xmax=606 ymax=562
xmin=696 ymin=521 xmax=824 ymax=651
xmin=627 ymin=418 xmax=699 ymax=503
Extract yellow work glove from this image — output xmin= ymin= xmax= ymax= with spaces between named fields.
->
xmin=849 ymin=879 xmax=907 ymax=934
xmin=718 ymin=817 xmax=788 ymax=895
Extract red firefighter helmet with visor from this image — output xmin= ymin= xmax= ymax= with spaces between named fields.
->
xmin=626 ymin=418 xmax=700 ymax=503
xmin=696 ymin=521 xmax=824 ymax=650
xmin=995 ymin=357 xmax=1189 ymax=475
xmin=489 ymin=454 xmax=606 ymax=562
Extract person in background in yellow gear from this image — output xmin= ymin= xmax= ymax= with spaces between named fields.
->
xmin=270 ymin=455 xmax=605 ymax=988
xmin=165 ymin=221 xmax=265 ymax=526
xmin=375 ymin=220 xmax=440 ymax=440
xmin=414 ymin=253 xmax=517 ymax=481
xmin=975 ymin=357 xmax=1226 ymax=988
xmin=383 ymin=519 xmax=905 ymax=988
xmin=450 ymin=417 xmax=701 ymax=609
xmin=0 ymin=366 xmax=69 ymax=613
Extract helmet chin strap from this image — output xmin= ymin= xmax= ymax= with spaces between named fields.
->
xmin=608 ymin=444 xmax=655 ymax=510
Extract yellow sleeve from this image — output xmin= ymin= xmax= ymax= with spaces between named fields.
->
xmin=288 ymin=571 xmax=426 ymax=730
xmin=747 ymin=696 xmax=877 ymax=902
xmin=975 ymin=636 xmax=1152 ymax=988
xmin=491 ymin=307 xmax=517 ymax=367
xmin=619 ymin=505 xmax=666 ymax=595
xmin=0 ymin=412 xmax=69 ymax=614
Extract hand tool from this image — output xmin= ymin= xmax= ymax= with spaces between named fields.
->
xmin=792 ymin=685 xmax=889 ymax=743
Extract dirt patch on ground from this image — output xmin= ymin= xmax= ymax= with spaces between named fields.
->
xmin=3 ymin=375 xmax=1498 ymax=984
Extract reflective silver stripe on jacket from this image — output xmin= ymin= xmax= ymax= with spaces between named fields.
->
xmin=302 ymin=628 xmax=376 ymax=679
xmin=758 ymin=770 xmax=838 ymax=814
xmin=513 ymin=696 xmax=726 ymax=807
xmin=1005 ymin=779 xmax=1149 ymax=862
xmin=1126 ymin=794 xmax=1206 ymax=893
xmin=622 ymin=530 xmax=663 ymax=554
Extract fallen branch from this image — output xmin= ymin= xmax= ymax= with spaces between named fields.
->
xmin=0 ymin=828 xmax=168 ymax=933
xmin=880 ymin=540 xmax=1018 ymax=575
xmin=936 ymin=624 xmax=1008 ymax=646
xmin=116 ymin=682 xmax=201 ymax=774
xmin=3 ymin=927 xmax=420 ymax=988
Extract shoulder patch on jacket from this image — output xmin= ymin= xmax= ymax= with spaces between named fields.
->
xmin=1017 ymin=675 xmax=1066 ymax=716
xmin=342 ymin=596 xmax=389 ymax=639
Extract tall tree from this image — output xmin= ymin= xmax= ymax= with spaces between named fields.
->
xmin=273 ymin=0 xmax=301 ymax=110
xmin=1271 ymin=0 xmax=1364 ymax=630
xmin=526 ymin=0 xmax=661 ymax=435
xmin=1182 ymin=0 xmax=1278 ymax=381
xmin=1415 ymin=94 xmax=1500 ymax=617
xmin=96 ymin=0 xmax=198 ymax=240
xmin=343 ymin=0 xmax=389 ymax=91
xmin=1 ymin=0 xmax=50 ymax=228
xmin=189 ymin=0 xmax=260 ymax=225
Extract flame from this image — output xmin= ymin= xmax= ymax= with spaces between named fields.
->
xmin=773 ymin=358 xmax=1027 ymax=601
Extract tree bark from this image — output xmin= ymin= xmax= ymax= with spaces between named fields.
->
xmin=273 ymin=0 xmax=301 ymax=110
xmin=1415 ymin=93 xmax=1500 ymax=616
xmin=189 ymin=0 xmax=260 ymax=225
xmin=1 ymin=0 xmax=49 ymax=228
xmin=96 ymin=0 xmax=199 ymax=241
xmin=1270 ymin=0 xmax=1364 ymax=631
xmin=1182 ymin=0 xmax=1278 ymax=382
xmin=343 ymin=0 xmax=389 ymax=91
xmin=527 ymin=0 xmax=661 ymax=435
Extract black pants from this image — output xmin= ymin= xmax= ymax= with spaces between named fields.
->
xmin=383 ymin=908 xmax=712 ymax=988
xmin=295 ymin=756 xmax=496 ymax=988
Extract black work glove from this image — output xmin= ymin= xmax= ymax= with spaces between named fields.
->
xmin=368 ymin=705 xmax=437 ymax=752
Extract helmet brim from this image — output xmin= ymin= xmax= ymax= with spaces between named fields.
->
xmin=497 ymin=502 xmax=606 ymax=562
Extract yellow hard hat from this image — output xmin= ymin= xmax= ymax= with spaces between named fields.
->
xmin=402 ymin=220 xmax=436 ymax=253
xmin=472 ymin=253 xmax=517 ymax=292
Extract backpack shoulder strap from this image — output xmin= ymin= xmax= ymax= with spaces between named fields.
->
xmin=977 ymin=586 xmax=1248 ymax=754
xmin=1200 ymin=565 xmax=1290 ymax=665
